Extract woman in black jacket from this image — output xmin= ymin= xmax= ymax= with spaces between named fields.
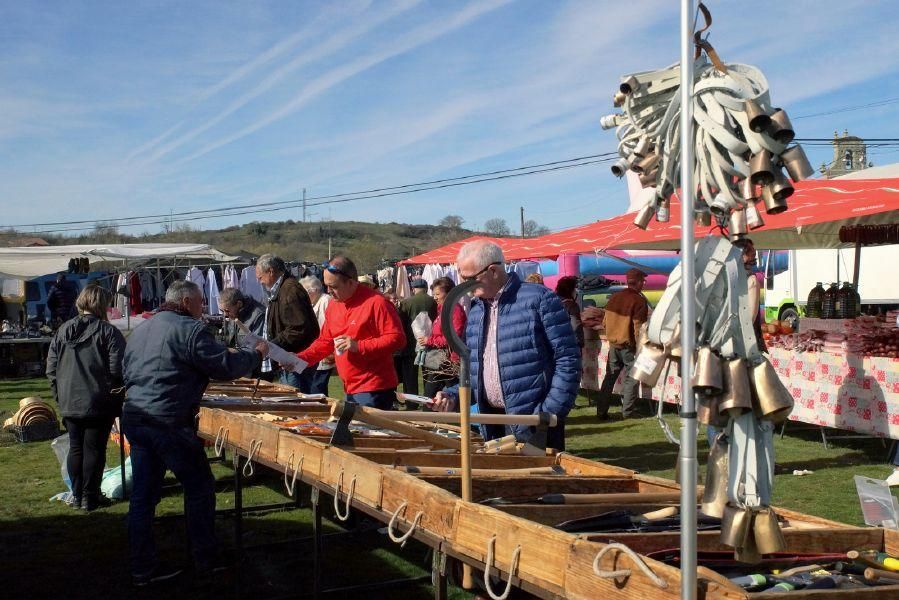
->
xmin=46 ymin=285 xmax=126 ymax=511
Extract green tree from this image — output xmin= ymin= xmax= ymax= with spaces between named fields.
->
xmin=438 ymin=215 xmax=464 ymax=229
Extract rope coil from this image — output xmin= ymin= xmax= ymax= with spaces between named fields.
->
xmin=483 ymin=535 xmax=522 ymax=600
xmin=592 ymin=542 xmax=667 ymax=589
xmin=386 ymin=502 xmax=424 ymax=547
xmin=333 ymin=470 xmax=356 ymax=522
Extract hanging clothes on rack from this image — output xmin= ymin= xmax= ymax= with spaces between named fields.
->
xmin=188 ymin=267 xmax=206 ymax=299
xmin=395 ymin=265 xmax=412 ymax=300
xmin=240 ymin=265 xmax=265 ymax=304
xmin=512 ymin=260 xmax=541 ymax=281
xmin=223 ymin=265 xmax=239 ymax=289
xmin=206 ymin=267 xmax=221 ymax=315
xmin=128 ymin=272 xmax=143 ymax=314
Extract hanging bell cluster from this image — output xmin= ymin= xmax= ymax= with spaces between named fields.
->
xmin=602 ymin=45 xmax=814 ymax=233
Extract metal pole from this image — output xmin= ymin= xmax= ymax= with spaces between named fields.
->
xmin=520 ymin=206 xmax=525 ymax=239
xmin=678 ymin=1 xmax=698 ymax=599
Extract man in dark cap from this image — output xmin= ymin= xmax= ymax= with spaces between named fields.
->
xmin=397 ymin=278 xmax=437 ymax=396
xmin=596 ymin=268 xmax=649 ymax=420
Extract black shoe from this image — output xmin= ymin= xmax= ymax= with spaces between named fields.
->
xmin=596 ymin=414 xmax=612 ymax=422
xmin=132 ymin=563 xmax=185 ymax=587
xmin=81 ymin=495 xmax=114 ymax=512
xmin=65 ymin=495 xmax=82 ymax=509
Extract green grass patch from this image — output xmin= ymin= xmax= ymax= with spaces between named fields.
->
xmin=1 ymin=379 xmax=894 ymax=597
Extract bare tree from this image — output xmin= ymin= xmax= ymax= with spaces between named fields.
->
xmin=438 ymin=215 xmax=464 ymax=229
xmin=523 ymin=219 xmax=550 ymax=237
xmin=483 ymin=218 xmax=511 ymax=236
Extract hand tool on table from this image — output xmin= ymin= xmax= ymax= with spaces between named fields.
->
xmin=441 ymin=278 xmax=479 ymax=589
xmin=329 ymin=399 xmax=462 ymax=450
xmin=367 ymin=409 xmax=557 ymax=456
xmin=251 ymin=377 xmax=261 ymax=401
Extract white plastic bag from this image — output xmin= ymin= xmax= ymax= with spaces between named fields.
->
xmin=100 ymin=457 xmax=132 ymax=500
xmin=50 ymin=434 xmax=71 ymax=491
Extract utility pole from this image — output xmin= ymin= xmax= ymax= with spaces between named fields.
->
xmin=302 ymin=188 xmax=307 ymax=223
xmin=520 ymin=206 xmax=525 ymax=239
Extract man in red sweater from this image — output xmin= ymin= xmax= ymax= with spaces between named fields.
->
xmin=297 ymin=256 xmax=406 ymax=409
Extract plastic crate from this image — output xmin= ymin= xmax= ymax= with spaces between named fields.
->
xmin=14 ymin=421 xmax=60 ymax=443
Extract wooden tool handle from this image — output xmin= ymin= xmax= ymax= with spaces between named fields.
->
xmin=545 ymin=491 xmax=682 ymax=505
xmin=371 ymin=410 xmax=558 ymax=427
xmin=863 ymin=567 xmax=899 ymax=583
xmin=401 ymin=465 xmax=561 ymax=476
xmin=333 ymin=400 xmax=461 ymax=451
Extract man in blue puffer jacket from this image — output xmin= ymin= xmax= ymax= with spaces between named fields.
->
xmin=433 ymin=240 xmax=581 ymax=450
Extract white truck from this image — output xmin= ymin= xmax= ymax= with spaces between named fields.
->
xmin=762 ymin=246 xmax=899 ymax=327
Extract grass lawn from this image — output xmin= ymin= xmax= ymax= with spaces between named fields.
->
xmin=1 ymin=377 xmax=895 ymax=598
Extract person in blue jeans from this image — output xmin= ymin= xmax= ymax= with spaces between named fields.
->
xmin=123 ymin=280 xmax=267 ymax=587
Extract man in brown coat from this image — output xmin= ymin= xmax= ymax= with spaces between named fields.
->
xmin=596 ymin=268 xmax=649 ymax=420
xmin=255 ymin=254 xmax=319 ymax=391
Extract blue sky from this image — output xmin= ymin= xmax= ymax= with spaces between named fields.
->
xmin=2 ymin=0 xmax=899 ymax=236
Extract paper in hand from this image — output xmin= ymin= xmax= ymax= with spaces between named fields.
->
xmin=237 ymin=320 xmax=309 ymax=373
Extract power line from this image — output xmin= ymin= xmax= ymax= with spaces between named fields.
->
xmin=11 ymin=152 xmax=619 ymax=229
xmin=26 ymin=156 xmax=617 ymax=234
xmin=793 ymin=97 xmax=899 ymax=120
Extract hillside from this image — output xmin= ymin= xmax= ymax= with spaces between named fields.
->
xmin=2 ymin=220 xmax=475 ymax=273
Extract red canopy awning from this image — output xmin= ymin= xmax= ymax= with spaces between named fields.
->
xmin=502 ymin=178 xmax=899 ymax=257
xmin=399 ymin=178 xmax=899 ymax=264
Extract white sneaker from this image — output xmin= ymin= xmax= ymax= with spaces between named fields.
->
xmin=886 ymin=470 xmax=899 ymax=487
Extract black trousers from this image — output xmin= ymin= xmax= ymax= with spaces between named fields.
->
xmin=63 ymin=416 xmax=114 ymax=503
xmin=399 ymin=355 xmax=420 ymax=396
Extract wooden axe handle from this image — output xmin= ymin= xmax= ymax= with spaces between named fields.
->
xmin=863 ymin=567 xmax=899 ymax=583
xmin=546 ymin=492 xmax=682 ymax=505
xmin=401 ymin=465 xmax=561 ymax=476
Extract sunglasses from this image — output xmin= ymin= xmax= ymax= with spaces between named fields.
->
xmin=461 ymin=262 xmax=501 ymax=282
xmin=324 ymin=264 xmax=352 ymax=279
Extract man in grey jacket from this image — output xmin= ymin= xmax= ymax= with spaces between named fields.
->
xmin=123 ymin=280 xmax=267 ymax=587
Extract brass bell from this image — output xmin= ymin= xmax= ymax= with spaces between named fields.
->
xmin=610 ymin=157 xmax=629 ymax=178
xmin=630 ymin=343 xmax=667 ymax=387
xmin=740 ymin=177 xmax=758 ymax=203
xmin=781 ymin=144 xmax=815 ymax=181
xmin=750 ymin=359 xmax=794 ymax=423
xmin=760 ymin=185 xmax=788 ymax=215
xmin=693 ymin=346 xmax=723 ymax=395
xmin=749 ymin=150 xmax=775 ymax=185
xmin=770 ymin=169 xmax=794 ymax=202
xmin=768 ymin=109 xmax=795 ymax=144
xmin=701 ymin=434 xmax=730 ymax=518
xmin=634 ymin=153 xmax=660 ymax=174
xmin=735 ymin=532 xmax=762 ymax=565
xmin=729 ymin=208 xmax=749 ymax=239
xmin=697 ymin=394 xmax=728 ymax=428
xmin=613 ymin=91 xmax=626 ymax=107
xmin=720 ymin=503 xmax=753 ymax=549
xmin=632 ymin=202 xmax=655 ymax=229
xmin=753 ymin=507 xmax=787 ymax=555
xmin=695 ymin=209 xmax=712 ymax=227
xmin=638 ymin=168 xmax=658 ymax=188
xmin=620 ymin=76 xmax=641 ymax=95
xmin=745 ymin=201 xmax=765 ymax=230
xmin=633 ymin=136 xmax=653 ymax=158
xmin=718 ymin=358 xmax=753 ymax=417
xmin=744 ymin=98 xmax=772 ymax=133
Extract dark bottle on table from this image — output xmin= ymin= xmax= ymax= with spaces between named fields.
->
xmin=806 ymin=282 xmax=825 ymax=318
xmin=838 ymin=282 xmax=856 ymax=319
xmin=822 ymin=282 xmax=839 ymax=319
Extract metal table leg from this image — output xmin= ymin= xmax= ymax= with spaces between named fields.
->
xmin=311 ymin=487 xmax=322 ymax=600
xmin=432 ymin=549 xmax=448 ymax=600
xmin=233 ymin=451 xmax=243 ymax=598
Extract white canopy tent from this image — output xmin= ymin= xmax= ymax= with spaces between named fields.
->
xmin=0 ymin=243 xmax=240 ymax=279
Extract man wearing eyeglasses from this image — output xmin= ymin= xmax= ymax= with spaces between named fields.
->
xmin=296 ymin=256 xmax=405 ymax=409
xmin=431 ymin=240 xmax=581 ymax=450
xmin=255 ymin=254 xmax=319 ymax=390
